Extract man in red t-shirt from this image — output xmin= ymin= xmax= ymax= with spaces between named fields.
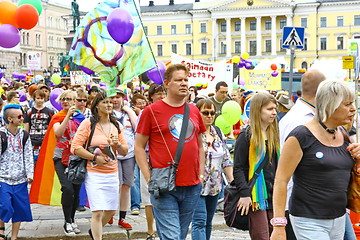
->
xmin=135 ymin=64 xmax=206 ymax=240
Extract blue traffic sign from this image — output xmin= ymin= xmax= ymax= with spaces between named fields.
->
xmin=282 ymin=27 xmax=305 ymax=49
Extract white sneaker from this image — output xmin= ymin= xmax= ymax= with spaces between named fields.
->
xmin=71 ymin=223 xmax=81 ymax=234
xmin=64 ymin=222 xmax=76 ymax=236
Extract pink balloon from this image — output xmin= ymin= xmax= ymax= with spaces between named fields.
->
xmin=239 ymin=78 xmax=246 ymax=85
xmin=50 ymin=88 xmax=64 ymax=111
xmin=146 ymin=60 xmax=166 ymax=84
xmin=0 ymin=24 xmax=20 ymax=48
xmin=271 ymin=71 xmax=279 ymax=77
xmin=107 ymin=8 xmax=134 ymax=45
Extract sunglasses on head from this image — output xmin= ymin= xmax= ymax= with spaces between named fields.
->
xmin=76 ymin=99 xmax=88 ymax=102
xmin=201 ymin=111 xmax=215 ymax=116
xmin=60 ymin=97 xmax=73 ymax=102
xmin=13 ymin=114 xmax=24 ymax=119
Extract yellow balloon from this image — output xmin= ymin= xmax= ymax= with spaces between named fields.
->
xmin=241 ymin=52 xmax=249 ymax=60
xmin=232 ymin=56 xmax=240 ymax=64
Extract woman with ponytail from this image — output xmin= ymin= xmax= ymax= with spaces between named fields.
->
xmin=233 ymin=92 xmax=280 ymax=239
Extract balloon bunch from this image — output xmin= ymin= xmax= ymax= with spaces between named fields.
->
xmin=215 ymin=101 xmax=242 ymax=134
xmin=270 ymin=64 xmax=279 ymax=77
xmin=0 ymin=0 xmax=42 ymax=48
xmin=232 ymin=52 xmax=256 ymax=70
xmin=146 ymin=60 xmax=166 ymax=84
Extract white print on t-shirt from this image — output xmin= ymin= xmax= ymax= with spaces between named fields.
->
xmin=168 ymin=114 xmax=195 ymax=142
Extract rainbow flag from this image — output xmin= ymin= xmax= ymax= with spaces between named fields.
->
xmin=29 ymin=111 xmax=67 ymax=206
xmin=69 ymin=0 xmax=156 ymax=89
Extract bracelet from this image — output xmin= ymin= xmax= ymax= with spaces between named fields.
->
xmin=199 ymin=174 xmax=204 ymax=179
xmin=90 ymin=155 xmax=97 ymax=165
xmin=270 ymin=217 xmax=287 ymax=227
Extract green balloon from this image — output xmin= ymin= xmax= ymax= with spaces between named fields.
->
xmin=18 ymin=0 xmax=42 ymax=15
xmin=51 ymin=74 xmax=61 ymax=85
xmin=232 ymin=82 xmax=239 ymax=89
xmin=222 ymin=100 xmax=242 ymax=125
xmin=215 ymin=115 xmax=232 ymax=135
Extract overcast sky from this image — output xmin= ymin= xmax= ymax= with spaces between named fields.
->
xmin=55 ymin=0 xmax=203 ymax=11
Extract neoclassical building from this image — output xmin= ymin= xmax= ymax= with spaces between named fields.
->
xmin=140 ymin=0 xmax=360 ymax=70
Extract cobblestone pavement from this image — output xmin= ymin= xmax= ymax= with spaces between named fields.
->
xmin=186 ymin=227 xmax=251 ymax=239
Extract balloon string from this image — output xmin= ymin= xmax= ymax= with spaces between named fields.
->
xmin=132 ymin=0 xmax=164 ymax=86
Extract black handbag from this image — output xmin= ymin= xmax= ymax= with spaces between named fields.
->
xmin=224 ymin=144 xmax=269 ymax=230
xmin=67 ymin=117 xmax=96 ymax=185
xmin=148 ymin=103 xmax=190 ymax=198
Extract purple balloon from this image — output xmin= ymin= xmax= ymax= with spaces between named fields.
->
xmin=0 ymin=72 xmax=3 ymax=79
xmin=79 ymin=66 xmax=95 ymax=75
xmin=99 ymin=82 xmax=106 ymax=87
xmin=17 ymin=90 xmax=27 ymax=102
xmin=146 ymin=60 xmax=166 ymax=84
xmin=12 ymin=72 xmax=26 ymax=80
xmin=50 ymin=88 xmax=64 ymax=111
xmin=237 ymin=62 xmax=245 ymax=68
xmin=107 ymin=8 xmax=134 ymax=45
xmin=0 ymin=24 xmax=20 ymax=48
xmin=245 ymin=63 xmax=252 ymax=69
xmin=271 ymin=71 xmax=279 ymax=77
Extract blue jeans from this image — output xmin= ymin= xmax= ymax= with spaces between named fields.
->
xmin=191 ymin=194 xmax=219 ymax=240
xmin=130 ymin=163 xmax=141 ymax=210
xmin=290 ymin=214 xmax=346 ymax=240
xmin=344 ymin=212 xmax=356 ymax=240
xmin=151 ymin=183 xmax=202 ymax=240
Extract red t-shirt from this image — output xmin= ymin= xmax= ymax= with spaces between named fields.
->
xmin=136 ymin=100 xmax=206 ymax=186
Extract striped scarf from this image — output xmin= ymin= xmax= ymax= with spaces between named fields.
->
xmin=248 ymin=137 xmax=280 ymax=211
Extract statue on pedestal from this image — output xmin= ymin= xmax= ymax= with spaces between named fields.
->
xmin=72 ymin=0 xmax=80 ymax=32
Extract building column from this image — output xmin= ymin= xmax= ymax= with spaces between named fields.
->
xmin=286 ymin=14 xmax=293 ymax=27
xmin=256 ymin=16 xmax=262 ymax=56
xmin=212 ymin=18 xmax=217 ymax=60
xmin=240 ymin=17 xmax=246 ymax=54
xmin=271 ymin=15 xmax=277 ymax=55
xmin=226 ymin=18 xmax=231 ymax=57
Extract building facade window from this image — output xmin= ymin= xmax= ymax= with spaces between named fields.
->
xmin=337 ymin=36 xmax=344 ymax=49
xmin=250 ymin=20 xmax=256 ymax=30
xmin=249 ymin=40 xmax=256 ymax=55
xmin=220 ymin=42 xmax=226 ymax=54
xmin=157 ymin=44 xmax=163 ymax=56
xmin=355 ymin=15 xmax=360 ymax=25
xmin=337 ymin=16 xmax=344 ymax=27
xmin=201 ymin=42 xmax=207 ymax=55
xmin=200 ymin=23 xmax=206 ymax=33
xmin=186 ymin=43 xmax=192 ymax=55
xmin=301 ymin=61 xmax=308 ymax=69
xmin=320 ymin=17 xmax=327 ymax=27
xmin=234 ymin=21 xmax=241 ymax=31
xmin=36 ymin=34 xmax=41 ymax=46
xmin=171 ymin=25 xmax=176 ymax=35
xmin=301 ymin=17 xmax=307 ymax=28
xmin=186 ymin=24 xmax=191 ymax=34
xmin=171 ymin=44 xmax=177 ymax=54
xmin=157 ymin=26 xmax=162 ymax=35
xmin=265 ymin=20 xmax=271 ymax=30
xmin=144 ymin=26 xmax=148 ymax=35
xmin=57 ymin=37 xmax=61 ymax=48
xmin=320 ymin=37 xmax=327 ymax=50
xmin=23 ymin=53 xmax=26 ymax=66
xmin=234 ymin=41 xmax=241 ymax=53
xmin=26 ymin=33 xmax=30 ymax=45
xmin=220 ymin=22 xmax=226 ymax=32
xmin=265 ymin=40 xmax=271 ymax=52
xmin=280 ymin=19 xmax=287 ymax=29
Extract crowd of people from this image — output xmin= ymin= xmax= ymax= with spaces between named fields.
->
xmin=0 ymin=65 xmax=359 ymax=240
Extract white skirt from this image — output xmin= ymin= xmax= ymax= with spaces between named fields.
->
xmin=85 ymin=171 xmax=119 ymax=211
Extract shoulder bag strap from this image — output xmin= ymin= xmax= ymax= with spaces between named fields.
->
xmin=173 ymin=103 xmax=190 ymax=167
xmin=85 ymin=117 xmax=97 ymax=150
xmin=248 ymin=157 xmax=269 ymax=190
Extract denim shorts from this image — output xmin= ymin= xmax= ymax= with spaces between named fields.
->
xmin=290 ymin=214 xmax=346 ymax=240
xmin=0 ymin=182 xmax=33 ymax=223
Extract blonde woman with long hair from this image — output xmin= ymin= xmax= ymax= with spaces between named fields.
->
xmin=233 ymin=92 xmax=280 ymax=239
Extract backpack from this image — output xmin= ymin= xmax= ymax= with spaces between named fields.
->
xmin=0 ymin=130 xmax=30 ymax=155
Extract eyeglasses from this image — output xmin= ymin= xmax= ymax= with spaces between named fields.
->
xmin=76 ymin=99 xmax=88 ymax=102
xmin=60 ymin=98 xmax=74 ymax=102
xmin=201 ymin=111 xmax=215 ymax=116
xmin=136 ymin=102 xmax=146 ymax=106
xmin=13 ymin=114 xmax=24 ymax=119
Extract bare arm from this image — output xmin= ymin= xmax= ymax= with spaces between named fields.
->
xmin=53 ymin=106 xmax=75 ymax=137
xmin=224 ymin=166 xmax=234 ymax=182
xmin=122 ymin=105 xmax=137 ymax=129
xmin=134 ymin=133 xmax=151 ymax=183
xmin=270 ymin=136 xmax=303 ymax=240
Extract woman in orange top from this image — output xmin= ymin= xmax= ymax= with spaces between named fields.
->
xmin=71 ymin=92 xmax=128 ymax=240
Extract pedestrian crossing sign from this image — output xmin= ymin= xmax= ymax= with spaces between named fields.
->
xmin=282 ymin=27 xmax=305 ymax=49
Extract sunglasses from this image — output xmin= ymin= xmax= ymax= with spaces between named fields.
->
xmin=60 ymin=98 xmax=74 ymax=102
xmin=201 ymin=111 xmax=215 ymax=116
xmin=76 ymin=99 xmax=88 ymax=102
xmin=13 ymin=114 xmax=24 ymax=119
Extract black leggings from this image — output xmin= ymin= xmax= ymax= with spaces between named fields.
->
xmin=54 ymin=158 xmax=81 ymax=223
